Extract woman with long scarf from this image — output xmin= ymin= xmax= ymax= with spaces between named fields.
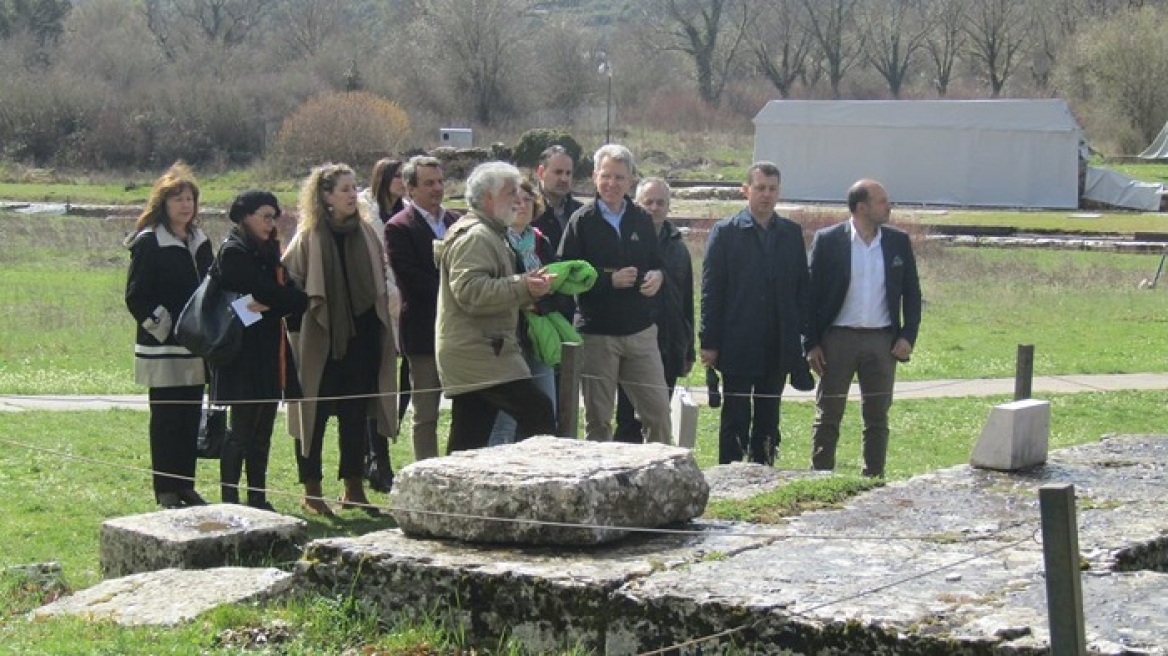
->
xmin=282 ymin=163 xmax=399 ymax=516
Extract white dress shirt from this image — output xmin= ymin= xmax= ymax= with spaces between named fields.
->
xmin=832 ymin=218 xmax=892 ymax=329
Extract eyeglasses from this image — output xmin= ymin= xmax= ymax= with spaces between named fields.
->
xmin=256 ymin=212 xmax=278 ymax=222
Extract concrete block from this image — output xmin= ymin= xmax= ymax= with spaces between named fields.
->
xmin=32 ymin=567 xmax=295 ymax=626
xmin=100 ymin=504 xmax=308 ymax=578
xmin=670 ymin=386 xmax=699 ymax=449
xmin=970 ymin=398 xmax=1050 ymax=471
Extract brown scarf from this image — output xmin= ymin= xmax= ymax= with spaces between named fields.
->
xmin=318 ymin=212 xmax=376 ymax=360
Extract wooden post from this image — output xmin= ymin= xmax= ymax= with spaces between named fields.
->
xmin=557 ymin=342 xmax=581 ymax=439
xmin=1014 ymin=344 xmax=1034 ymax=401
xmin=1039 ymin=484 xmax=1087 ymax=656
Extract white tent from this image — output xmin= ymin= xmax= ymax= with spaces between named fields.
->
xmin=1083 ymin=167 xmax=1164 ymax=211
xmin=752 ymin=100 xmax=1082 ymax=209
xmin=1138 ymin=121 xmax=1168 ymax=159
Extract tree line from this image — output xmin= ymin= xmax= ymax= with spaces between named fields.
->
xmin=1 ymin=0 xmax=1166 ymax=171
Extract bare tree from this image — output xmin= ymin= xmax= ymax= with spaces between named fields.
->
xmin=1055 ymin=4 xmax=1168 ymax=150
xmin=271 ymin=0 xmax=348 ymax=59
xmin=963 ymin=0 xmax=1029 ymax=97
xmin=750 ymin=0 xmax=812 ymax=98
xmin=921 ymin=0 xmax=965 ymax=96
xmin=411 ymin=0 xmax=530 ymax=125
xmin=861 ymin=0 xmax=930 ymax=98
xmin=532 ymin=20 xmax=597 ymax=124
xmin=799 ymin=0 xmax=863 ymax=98
xmin=143 ymin=0 xmax=276 ymax=60
xmin=645 ymin=0 xmax=752 ymax=106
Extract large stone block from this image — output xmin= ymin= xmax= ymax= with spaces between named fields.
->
xmin=970 ymin=398 xmax=1051 ymax=471
xmin=389 ymin=437 xmax=709 ymax=545
xmin=32 ymin=567 xmax=295 ymax=626
xmin=100 ymin=504 xmax=308 ymax=578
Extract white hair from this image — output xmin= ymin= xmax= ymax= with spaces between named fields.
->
xmin=635 ymin=176 xmax=670 ymax=201
xmin=593 ymin=143 xmax=636 ymax=173
xmin=466 ymin=161 xmax=521 ymax=214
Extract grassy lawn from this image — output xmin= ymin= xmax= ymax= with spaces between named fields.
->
xmin=3 ymin=211 xmax=1167 ymax=395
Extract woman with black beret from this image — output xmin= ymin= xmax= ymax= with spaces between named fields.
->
xmin=210 ymin=190 xmax=308 ymax=511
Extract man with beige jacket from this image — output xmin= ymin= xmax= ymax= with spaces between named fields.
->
xmin=434 ymin=161 xmax=557 ymax=452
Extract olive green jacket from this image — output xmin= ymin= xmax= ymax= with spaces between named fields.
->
xmin=434 ymin=209 xmax=537 ymax=397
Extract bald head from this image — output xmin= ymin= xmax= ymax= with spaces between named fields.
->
xmin=848 ymin=179 xmax=890 ymax=231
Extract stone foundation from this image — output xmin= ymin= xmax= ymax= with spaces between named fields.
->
xmin=100 ymin=504 xmax=307 ymax=578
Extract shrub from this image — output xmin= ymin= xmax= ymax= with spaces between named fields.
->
xmin=270 ymin=91 xmax=411 ymax=174
xmin=512 ymin=128 xmax=582 ymax=170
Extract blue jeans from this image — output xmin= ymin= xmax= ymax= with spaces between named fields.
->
xmin=488 ymin=349 xmax=557 ymax=446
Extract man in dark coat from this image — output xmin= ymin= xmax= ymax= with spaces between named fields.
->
xmin=384 ymin=155 xmax=458 ymax=460
xmin=614 ymin=177 xmax=695 ymax=443
xmin=805 ymin=178 xmax=921 ymax=478
xmin=532 ymin=145 xmax=583 ymax=253
xmin=700 ymin=161 xmax=812 ymax=465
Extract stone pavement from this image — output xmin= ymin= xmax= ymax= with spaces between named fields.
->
xmin=2 ymin=373 xmax=1166 ymax=412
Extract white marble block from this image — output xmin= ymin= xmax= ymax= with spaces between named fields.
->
xmin=671 ymin=386 xmax=699 ymax=449
xmin=970 ymin=399 xmax=1051 ymax=471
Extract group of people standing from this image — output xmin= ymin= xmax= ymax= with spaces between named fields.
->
xmin=123 ymin=141 xmax=921 ymax=514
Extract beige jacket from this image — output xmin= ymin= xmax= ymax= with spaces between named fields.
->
xmin=282 ymin=220 xmax=399 ymax=455
xmin=434 ymin=209 xmax=537 ymax=397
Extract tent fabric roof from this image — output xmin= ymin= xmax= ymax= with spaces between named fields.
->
xmin=753 ymin=99 xmax=1080 ymax=133
xmin=1138 ymin=122 xmax=1168 ymax=159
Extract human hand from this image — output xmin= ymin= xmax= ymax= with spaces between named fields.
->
xmin=807 ymin=346 xmax=826 ymax=376
xmin=611 ymin=267 xmax=638 ymax=289
xmin=891 ymin=338 xmax=913 ymax=362
xmin=525 ymin=268 xmax=556 ymax=298
xmin=639 ymin=270 xmax=663 ymax=297
xmin=247 ymin=300 xmax=271 ymax=313
xmin=699 ymin=349 xmax=718 ymax=368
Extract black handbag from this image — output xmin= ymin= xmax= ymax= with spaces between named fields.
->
xmin=197 ymin=402 xmax=228 ymax=459
xmin=174 ymin=272 xmax=243 ymax=366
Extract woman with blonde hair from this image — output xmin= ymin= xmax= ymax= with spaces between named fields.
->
xmin=124 ymin=161 xmax=212 ymax=509
xmin=283 ymin=163 xmax=399 ymax=516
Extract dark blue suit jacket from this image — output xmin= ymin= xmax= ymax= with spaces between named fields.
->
xmin=805 ymin=221 xmax=922 ymax=351
xmin=700 ymin=209 xmax=812 ymax=385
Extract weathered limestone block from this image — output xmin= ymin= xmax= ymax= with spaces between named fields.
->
xmin=389 ymin=437 xmax=709 ymax=545
xmin=297 ymin=521 xmax=774 ymax=655
xmin=970 ymin=398 xmax=1050 ymax=471
xmin=100 ymin=504 xmax=307 ymax=578
xmin=32 ymin=567 xmax=294 ymax=626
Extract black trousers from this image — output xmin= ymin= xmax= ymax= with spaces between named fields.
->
xmin=222 ymin=401 xmax=277 ymax=503
xmin=148 ymin=385 xmax=203 ymax=498
xmin=448 ymin=379 xmax=555 ymax=453
xmin=718 ymin=370 xmax=784 ymax=465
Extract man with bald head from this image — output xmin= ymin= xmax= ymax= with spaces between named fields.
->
xmin=805 ymin=179 xmax=922 ymax=478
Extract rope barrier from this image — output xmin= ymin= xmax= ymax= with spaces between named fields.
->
xmin=0 ymin=368 xmax=986 ymax=407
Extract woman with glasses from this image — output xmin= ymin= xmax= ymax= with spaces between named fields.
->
xmin=210 ymin=190 xmax=308 ymax=511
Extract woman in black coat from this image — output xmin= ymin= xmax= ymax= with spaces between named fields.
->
xmin=124 ymin=162 xmax=213 ymax=509
xmin=211 ymin=191 xmax=308 ymax=511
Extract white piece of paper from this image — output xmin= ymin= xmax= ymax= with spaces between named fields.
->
xmin=231 ymin=294 xmax=263 ymax=327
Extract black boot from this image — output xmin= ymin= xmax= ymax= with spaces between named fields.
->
xmin=365 ymin=421 xmax=394 ymax=494
xmin=245 ymin=446 xmax=274 ymax=511
xmin=219 ymin=441 xmax=244 ymax=504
